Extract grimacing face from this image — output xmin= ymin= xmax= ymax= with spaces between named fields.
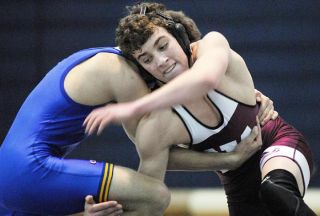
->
xmin=133 ymin=27 xmax=189 ymax=83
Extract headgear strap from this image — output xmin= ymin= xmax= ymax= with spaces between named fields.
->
xmin=140 ymin=5 xmax=147 ymax=15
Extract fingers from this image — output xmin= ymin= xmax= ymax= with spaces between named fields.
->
xmin=84 ymin=117 xmax=93 ymax=135
xmin=91 ymin=202 xmax=123 ymax=216
xmin=84 ymin=196 xmax=123 ymax=216
xmin=88 ymin=118 xmax=102 ymax=135
xmin=256 ymin=116 xmax=260 ymax=131
xmin=256 ymin=116 xmax=262 ymax=148
xmin=257 ymin=97 xmax=278 ymax=126
xmin=83 ymin=112 xmax=99 ymax=134
xmin=250 ymin=115 xmax=260 ymax=140
xmin=258 ymin=98 xmax=271 ymax=121
xmin=83 ymin=110 xmax=110 ymax=135
xmin=255 ymin=89 xmax=262 ymax=103
xmin=244 ymin=117 xmax=262 ymax=149
xmin=83 ymin=113 xmax=91 ymax=127
xmin=245 ymin=125 xmax=258 ymax=144
xmin=90 ymin=201 xmax=119 ymax=211
xmin=272 ymin=111 xmax=279 ymax=120
xmin=85 ymin=114 xmax=102 ymax=135
xmin=85 ymin=195 xmax=95 ymax=205
xmin=102 ymin=208 xmax=123 ymax=216
xmin=255 ymin=89 xmax=268 ymax=118
xmin=261 ymin=102 xmax=274 ymax=125
xmin=256 ymin=91 xmax=279 ymax=126
xmin=97 ymin=116 xmax=112 ymax=135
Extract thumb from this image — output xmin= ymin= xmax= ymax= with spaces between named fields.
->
xmin=249 ymin=126 xmax=259 ymax=140
xmin=85 ymin=195 xmax=95 ymax=204
xmin=255 ymin=91 xmax=262 ymax=102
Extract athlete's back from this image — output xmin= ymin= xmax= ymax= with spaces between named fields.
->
xmin=0 ymin=47 xmax=142 ymax=214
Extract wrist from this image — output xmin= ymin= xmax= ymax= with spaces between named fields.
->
xmin=131 ymin=99 xmax=147 ymax=116
xmin=131 ymin=92 xmax=161 ymax=116
xmin=228 ymin=152 xmax=243 ymax=170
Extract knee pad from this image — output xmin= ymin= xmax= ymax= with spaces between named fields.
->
xmin=260 ymin=169 xmax=316 ymax=216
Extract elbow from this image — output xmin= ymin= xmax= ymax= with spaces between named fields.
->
xmin=205 ymin=77 xmax=220 ymax=90
xmin=197 ymin=73 xmax=220 ymax=91
xmin=196 ymin=58 xmax=228 ymax=91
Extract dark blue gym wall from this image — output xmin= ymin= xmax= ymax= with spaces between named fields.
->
xmin=1 ymin=1 xmax=319 ymax=187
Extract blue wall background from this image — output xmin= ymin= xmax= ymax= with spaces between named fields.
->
xmin=1 ymin=0 xmax=319 ymax=187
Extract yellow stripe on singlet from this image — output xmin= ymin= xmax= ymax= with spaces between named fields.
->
xmin=104 ymin=163 xmax=114 ymax=201
xmin=99 ymin=163 xmax=109 ymax=202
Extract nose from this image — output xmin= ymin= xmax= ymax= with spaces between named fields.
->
xmin=156 ymin=53 xmax=169 ymax=68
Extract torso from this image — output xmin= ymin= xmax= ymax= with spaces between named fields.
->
xmin=174 ymin=90 xmax=259 ymax=150
xmin=64 ymin=49 xmax=150 ymax=140
xmin=1 ymin=47 xmax=148 ymax=155
xmin=182 ymin=96 xmax=221 ymax=127
xmin=172 ymin=44 xmax=257 ymax=147
xmin=64 ymin=51 xmax=138 ymax=106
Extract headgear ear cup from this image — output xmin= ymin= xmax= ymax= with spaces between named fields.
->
xmin=172 ymin=23 xmax=191 ymax=64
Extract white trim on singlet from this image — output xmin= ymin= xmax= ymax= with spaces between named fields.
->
xmin=260 ymin=145 xmax=311 ymax=195
xmin=173 ymin=90 xmax=238 ymax=145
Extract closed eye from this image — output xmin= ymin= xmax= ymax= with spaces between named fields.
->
xmin=142 ymin=56 xmax=152 ymax=64
xmin=159 ymin=43 xmax=168 ymax=51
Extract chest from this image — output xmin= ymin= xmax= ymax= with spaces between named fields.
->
xmin=183 ymin=96 xmax=221 ymax=128
xmin=174 ymin=91 xmax=259 ymax=152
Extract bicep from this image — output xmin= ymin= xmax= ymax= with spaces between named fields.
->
xmin=192 ymin=32 xmax=231 ymax=87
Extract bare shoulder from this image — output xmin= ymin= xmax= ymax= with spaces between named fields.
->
xmin=195 ymin=31 xmax=230 ymax=58
xmin=64 ymin=52 xmax=128 ymax=105
xmin=106 ymin=57 xmax=150 ymax=103
xmin=201 ymin=31 xmax=228 ymax=43
xmin=65 ymin=52 xmax=149 ymax=106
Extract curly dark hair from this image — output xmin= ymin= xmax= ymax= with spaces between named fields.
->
xmin=115 ymin=2 xmax=201 ymax=88
xmin=115 ymin=2 xmax=201 ymax=57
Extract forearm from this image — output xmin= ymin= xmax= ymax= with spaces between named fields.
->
xmin=167 ymin=147 xmax=240 ymax=171
xmin=168 ymin=123 xmax=262 ymax=171
xmin=132 ymin=69 xmax=213 ymax=115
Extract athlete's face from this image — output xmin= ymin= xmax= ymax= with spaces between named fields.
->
xmin=133 ymin=27 xmax=189 ymax=83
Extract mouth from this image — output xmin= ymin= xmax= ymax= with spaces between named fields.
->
xmin=163 ymin=63 xmax=176 ymax=75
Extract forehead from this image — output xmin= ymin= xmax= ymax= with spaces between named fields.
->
xmin=133 ymin=27 xmax=172 ymax=55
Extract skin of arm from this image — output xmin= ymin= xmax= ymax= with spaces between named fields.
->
xmin=127 ymin=109 xmax=174 ymax=180
xmin=77 ymin=52 xmax=263 ymax=215
xmin=83 ymin=32 xmax=233 ymax=133
xmin=166 ymin=120 xmax=261 ymax=171
xmin=81 ymin=54 xmax=151 ymax=135
xmin=126 ymin=109 xmax=261 ymax=180
xmin=76 ymin=53 xmax=261 ymax=177
xmin=130 ymin=31 xmax=230 ymax=115
xmin=167 ymin=147 xmax=244 ymax=171
xmin=80 ymin=51 xmax=264 ymax=215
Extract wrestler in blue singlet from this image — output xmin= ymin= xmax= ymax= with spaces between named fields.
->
xmin=0 ymin=47 xmax=120 ymax=215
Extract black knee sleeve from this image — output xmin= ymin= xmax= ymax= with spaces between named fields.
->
xmin=260 ymin=169 xmax=317 ymax=216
